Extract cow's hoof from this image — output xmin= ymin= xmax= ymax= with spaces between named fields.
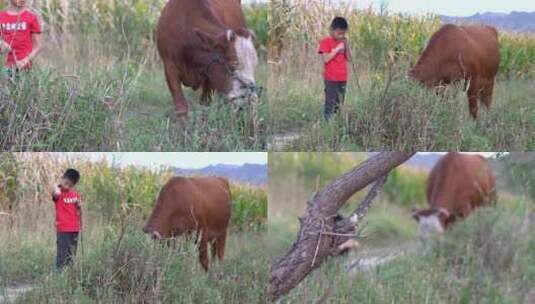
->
xmin=166 ymin=108 xmax=187 ymax=117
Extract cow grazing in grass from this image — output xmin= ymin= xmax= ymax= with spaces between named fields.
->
xmin=143 ymin=176 xmax=232 ymax=270
xmin=156 ymin=0 xmax=259 ymax=116
xmin=412 ymin=152 xmax=496 ymax=237
xmin=409 ymin=24 xmax=500 ymax=119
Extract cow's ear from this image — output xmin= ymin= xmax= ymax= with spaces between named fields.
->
xmin=235 ymin=27 xmax=252 ymax=38
xmin=236 ymin=28 xmax=259 ymax=48
xmin=437 ymin=208 xmax=454 ymax=227
xmin=411 ymin=208 xmax=421 ymax=222
xmin=225 ymin=30 xmax=236 ymax=43
xmin=213 ymin=30 xmax=235 ymax=49
xmin=438 ymin=208 xmax=455 ymax=227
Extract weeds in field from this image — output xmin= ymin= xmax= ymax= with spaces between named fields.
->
xmin=1 ymin=221 xmax=268 ymax=303
xmin=0 ymin=1 xmax=268 ymax=151
xmin=275 ymin=204 xmax=534 ymax=303
xmin=0 ymin=154 xmax=268 ymax=302
xmin=9 ymin=154 xmax=266 ymax=231
xmin=269 ymin=152 xmax=535 ymax=303
xmin=269 ymin=1 xmax=535 ymax=151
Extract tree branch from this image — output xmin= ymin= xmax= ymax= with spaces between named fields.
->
xmin=268 ymin=152 xmax=414 ymax=301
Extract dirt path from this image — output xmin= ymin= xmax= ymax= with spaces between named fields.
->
xmin=269 ymin=131 xmax=303 ymax=151
xmin=0 ymin=284 xmax=33 ymax=303
xmin=346 ymin=242 xmax=418 ymax=273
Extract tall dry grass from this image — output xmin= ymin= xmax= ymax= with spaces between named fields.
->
xmin=0 ymin=153 xmax=268 ymax=302
xmin=0 ymin=1 xmax=268 ymax=151
xmin=268 ymin=152 xmax=535 ymax=302
xmin=268 ymin=1 xmax=535 ymax=151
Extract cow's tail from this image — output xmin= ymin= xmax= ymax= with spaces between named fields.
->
xmin=488 ymin=187 xmax=498 ymax=206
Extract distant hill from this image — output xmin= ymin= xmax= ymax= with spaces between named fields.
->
xmin=403 ymin=153 xmax=443 ymax=171
xmin=174 ymin=163 xmax=267 ymax=186
xmin=441 ymin=11 xmax=535 ymax=33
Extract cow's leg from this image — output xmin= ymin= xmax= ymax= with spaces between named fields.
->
xmin=198 ymin=230 xmax=209 ymax=271
xmin=163 ymin=60 xmax=189 ymax=115
xmin=215 ymin=233 xmax=227 ymax=261
xmin=200 ymin=87 xmax=212 ymax=106
xmin=480 ymin=78 xmax=495 ymax=110
xmin=467 ymin=76 xmax=480 ymax=119
xmin=211 ymin=240 xmax=217 ymax=259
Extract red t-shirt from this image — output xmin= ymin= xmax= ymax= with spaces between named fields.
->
xmin=0 ymin=10 xmax=41 ymax=68
xmin=318 ymin=36 xmax=349 ymax=82
xmin=54 ymin=189 xmax=81 ymax=232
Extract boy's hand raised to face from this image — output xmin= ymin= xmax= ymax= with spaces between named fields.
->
xmin=334 ymin=42 xmax=345 ymax=53
xmin=0 ymin=41 xmax=11 ymax=53
xmin=16 ymin=57 xmax=31 ymax=69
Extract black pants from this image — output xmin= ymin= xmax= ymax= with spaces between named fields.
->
xmin=56 ymin=232 xmax=79 ymax=270
xmin=324 ymin=80 xmax=347 ymax=119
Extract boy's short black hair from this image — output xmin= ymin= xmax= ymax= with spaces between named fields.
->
xmin=330 ymin=17 xmax=348 ymax=31
xmin=63 ymin=169 xmax=80 ymax=185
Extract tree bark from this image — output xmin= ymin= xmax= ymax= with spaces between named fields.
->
xmin=268 ymin=152 xmax=415 ymax=301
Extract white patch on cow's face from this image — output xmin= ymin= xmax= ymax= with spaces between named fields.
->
xmin=417 ymin=214 xmax=444 ymax=239
xmin=225 ymin=34 xmax=259 ymax=106
xmin=235 ymin=35 xmax=258 ymax=83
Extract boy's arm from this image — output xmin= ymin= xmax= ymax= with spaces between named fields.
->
xmin=76 ymin=195 xmax=82 ymax=217
xmin=51 ymin=186 xmax=59 ymax=202
xmin=17 ymin=33 xmax=42 ymax=67
xmin=322 ymin=43 xmax=344 ymax=64
xmin=76 ymin=199 xmax=82 ymax=230
xmin=0 ymin=39 xmax=11 ymax=52
xmin=345 ymin=40 xmax=352 ymax=62
xmin=28 ymin=33 xmax=43 ymax=60
xmin=16 ymin=14 xmax=43 ymax=66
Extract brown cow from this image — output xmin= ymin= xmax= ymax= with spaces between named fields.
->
xmin=408 ymin=24 xmax=500 ymax=119
xmin=412 ymin=152 xmax=496 ymax=237
xmin=143 ymin=176 xmax=232 ymax=270
xmin=156 ymin=0 xmax=259 ymax=116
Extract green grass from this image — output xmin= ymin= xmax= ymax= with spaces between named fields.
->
xmin=0 ymin=1 xmax=268 ymax=151
xmin=269 ymin=3 xmax=535 ymax=151
xmin=268 ymin=152 xmax=535 ymax=303
xmin=270 ymin=72 xmax=535 ymax=151
xmin=1 ymin=222 xmax=268 ymax=303
xmin=0 ymin=58 xmax=268 ymax=152
xmin=272 ymin=203 xmax=534 ymax=303
xmin=0 ymin=154 xmax=268 ymax=303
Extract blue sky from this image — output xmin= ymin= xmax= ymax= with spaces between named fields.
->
xmin=354 ymin=0 xmax=534 ymax=16
xmin=245 ymin=0 xmax=535 ymax=17
xmin=57 ymin=153 xmax=267 ymax=169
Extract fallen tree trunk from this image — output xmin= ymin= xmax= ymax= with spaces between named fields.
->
xmin=268 ymin=152 xmax=415 ymax=301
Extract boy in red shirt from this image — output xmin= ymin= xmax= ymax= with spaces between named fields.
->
xmin=0 ymin=0 xmax=43 ymax=72
xmin=51 ymin=169 xmax=82 ymax=270
xmin=318 ymin=17 xmax=350 ymax=119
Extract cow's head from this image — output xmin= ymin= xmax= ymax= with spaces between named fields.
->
xmin=408 ymin=63 xmax=438 ymax=88
xmin=143 ymin=200 xmax=174 ymax=240
xmin=143 ymin=223 xmax=165 ymax=240
xmin=194 ymin=28 xmax=259 ymax=106
xmin=412 ymin=208 xmax=456 ymax=238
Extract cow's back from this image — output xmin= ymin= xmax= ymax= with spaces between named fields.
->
xmin=460 ymin=25 xmax=500 ymax=78
xmin=412 ymin=24 xmax=500 ymax=84
xmin=426 ymin=153 xmax=495 ymax=217
xmin=211 ymin=0 xmax=248 ymax=31
xmin=190 ymin=176 xmax=232 ymax=231
xmin=156 ymin=0 xmax=226 ymax=58
xmin=164 ymin=176 xmax=231 ymax=230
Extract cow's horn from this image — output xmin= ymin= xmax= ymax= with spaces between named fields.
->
xmin=226 ymin=30 xmax=235 ymax=42
xmin=152 ymin=230 xmax=162 ymax=239
xmin=437 ymin=208 xmax=450 ymax=218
